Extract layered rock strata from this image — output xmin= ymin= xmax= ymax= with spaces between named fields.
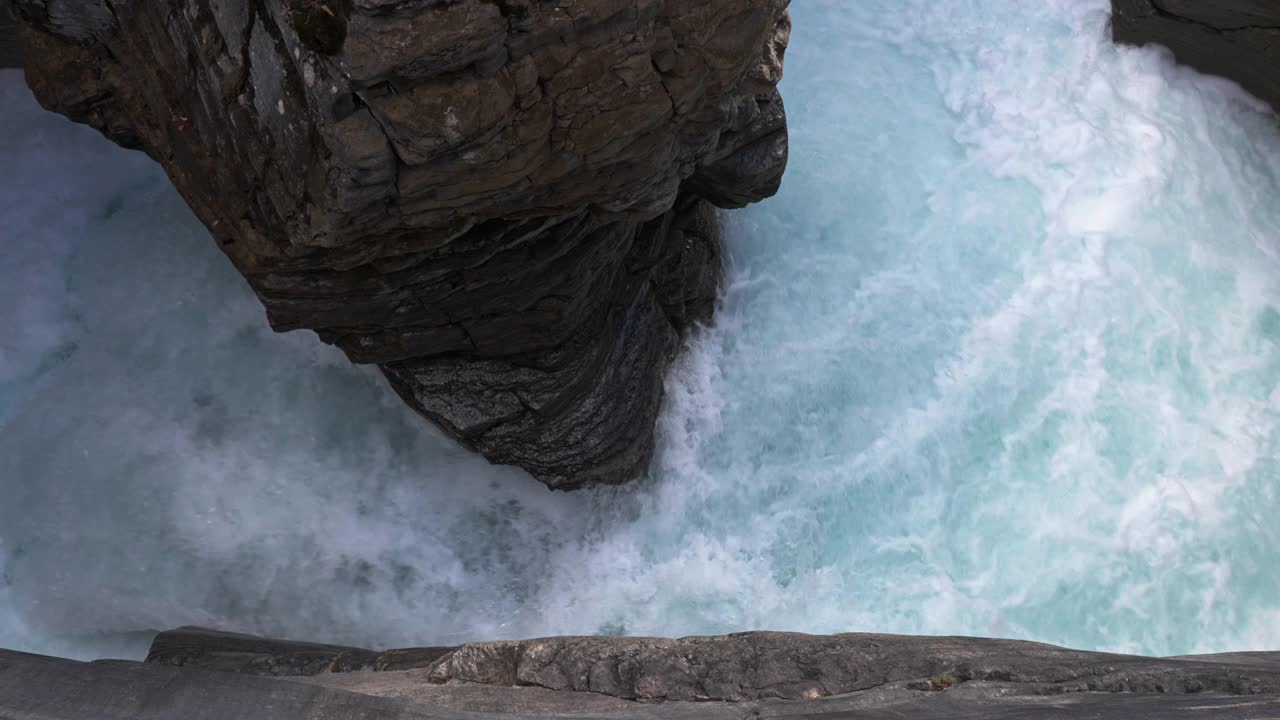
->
xmin=12 ymin=0 xmax=790 ymax=489
xmin=149 ymin=627 xmax=1280 ymax=701
xmin=1112 ymin=0 xmax=1280 ymax=112
xmin=5 ymin=627 xmax=1280 ymax=719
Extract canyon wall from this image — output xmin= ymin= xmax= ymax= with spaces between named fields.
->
xmin=11 ymin=0 xmax=790 ymax=489
xmin=1112 ymin=0 xmax=1280 ymax=112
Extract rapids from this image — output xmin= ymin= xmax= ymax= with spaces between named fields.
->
xmin=2 ymin=0 xmax=1279 ymax=659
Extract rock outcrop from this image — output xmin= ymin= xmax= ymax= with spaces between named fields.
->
xmin=146 ymin=626 xmax=455 ymax=676
xmin=418 ymin=632 xmax=1280 ymax=701
xmin=11 ymin=0 xmax=790 ymax=489
xmin=1112 ymin=0 xmax=1280 ymax=112
xmin=6 ymin=627 xmax=1280 ymax=719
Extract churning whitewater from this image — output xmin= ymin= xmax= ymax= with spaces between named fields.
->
xmin=3 ymin=0 xmax=1280 ymax=660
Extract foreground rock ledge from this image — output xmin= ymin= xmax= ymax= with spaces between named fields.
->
xmin=12 ymin=0 xmax=790 ymax=489
xmin=4 ymin=628 xmax=1280 ymax=719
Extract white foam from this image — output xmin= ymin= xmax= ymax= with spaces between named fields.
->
xmin=3 ymin=0 xmax=1280 ymax=660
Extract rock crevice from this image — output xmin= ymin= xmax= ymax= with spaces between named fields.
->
xmin=13 ymin=0 xmax=790 ymax=488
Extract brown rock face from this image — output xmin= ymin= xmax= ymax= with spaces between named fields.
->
xmin=13 ymin=0 xmax=790 ymax=489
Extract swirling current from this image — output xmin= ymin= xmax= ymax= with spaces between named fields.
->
xmin=2 ymin=0 xmax=1280 ymax=660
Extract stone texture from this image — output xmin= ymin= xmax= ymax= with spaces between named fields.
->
xmin=11 ymin=0 xmax=790 ymax=489
xmin=1112 ymin=0 xmax=1280 ymax=112
xmin=0 ymin=0 xmax=18 ymax=67
xmin=147 ymin=626 xmax=453 ymax=676
xmin=142 ymin=627 xmax=1280 ymax=701
xmin=420 ymin=632 xmax=1280 ymax=702
xmin=146 ymin=626 xmax=383 ymax=676
xmin=7 ymin=629 xmax=1280 ymax=719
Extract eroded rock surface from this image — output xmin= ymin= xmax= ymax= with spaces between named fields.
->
xmin=147 ymin=626 xmax=454 ymax=676
xmin=1112 ymin=0 xmax=1280 ymax=112
xmin=420 ymin=632 xmax=1280 ymax=702
xmin=14 ymin=627 xmax=1279 ymax=719
xmin=146 ymin=626 xmax=1280 ymax=701
xmin=12 ymin=0 xmax=790 ymax=488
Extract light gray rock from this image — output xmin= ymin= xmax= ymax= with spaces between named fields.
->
xmin=6 ymin=629 xmax=1280 ymax=719
xmin=143 ymin=627 xmax=1280 ymax=701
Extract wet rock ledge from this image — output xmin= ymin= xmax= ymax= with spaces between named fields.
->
xmin=1112 ymin=0 xmax=1280 ymax=112
xmin=3 ymin=627 xmax=1280 ymax=719
xmin=9 ymin=0 xmax=790 ymax=489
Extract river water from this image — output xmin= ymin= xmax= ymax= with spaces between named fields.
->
xmin=2 ymin=0 xmax=1279 ymax=660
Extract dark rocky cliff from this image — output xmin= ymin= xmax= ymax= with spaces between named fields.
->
xmin=4 ymin=627 xmax=1280 ymax=719
xmin=0 ymin=1 xmax=17 ymax=67
xmin=1112 ymin=0 xmax=1280 ymax=112
xmin=10 ymin=0 xmax=790 ymax=489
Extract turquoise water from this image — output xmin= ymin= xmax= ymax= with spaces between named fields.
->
xmin=3 ymin=0 xmax=1280 ymax=660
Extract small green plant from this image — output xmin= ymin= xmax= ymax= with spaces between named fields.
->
xmin=929 ymin=673 xmax=958 ymax=691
